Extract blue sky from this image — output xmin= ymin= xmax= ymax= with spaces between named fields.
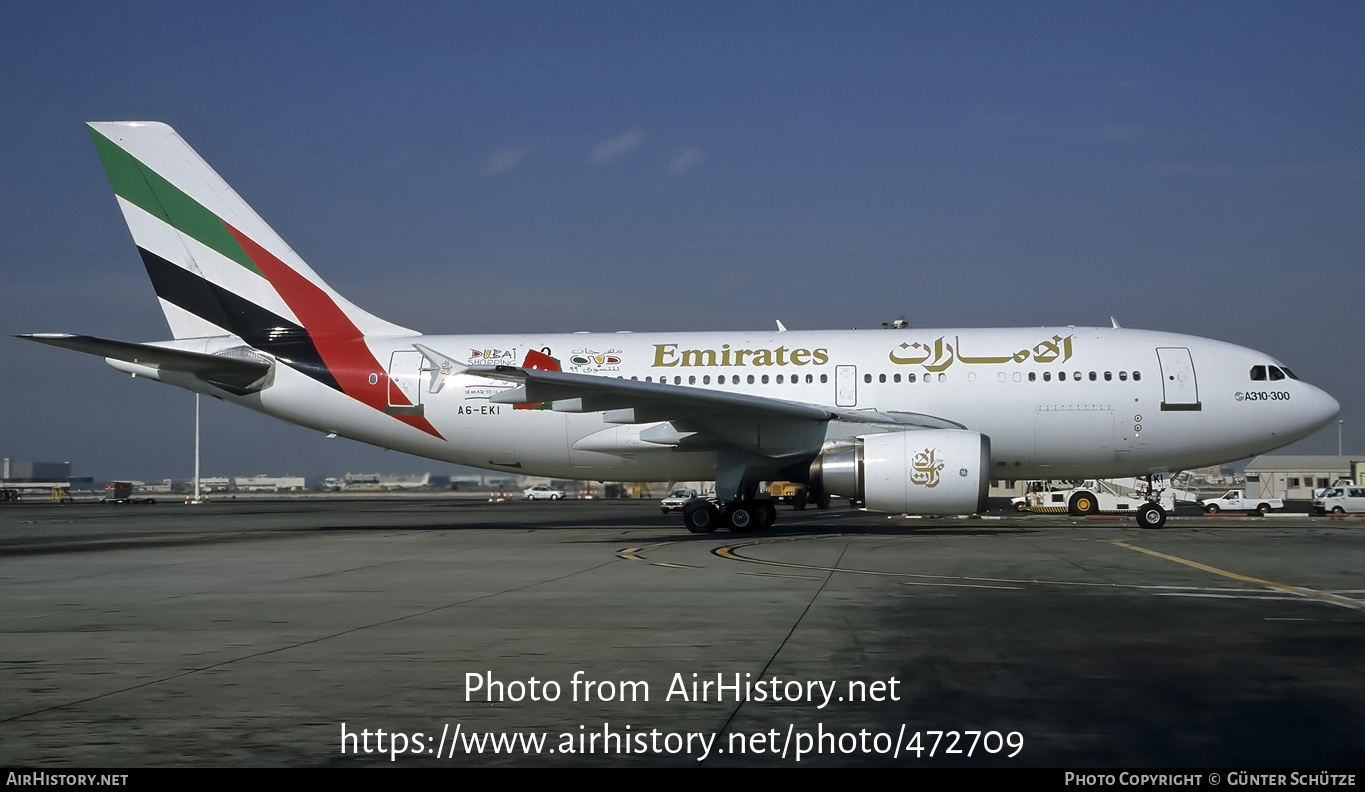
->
xmin=2 ymin=1 xmax=1362 ymax=479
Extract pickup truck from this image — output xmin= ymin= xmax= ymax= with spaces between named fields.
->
xmin=1200 ymin=490 xmax=1283 ymax=515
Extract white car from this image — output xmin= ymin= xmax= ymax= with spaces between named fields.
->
xmin=523 ymin=485 xmax=566 ymax=501
xmin=660 ymin=489 xmax=698 ymax=514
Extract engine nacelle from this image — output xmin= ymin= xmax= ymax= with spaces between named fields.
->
xmin=811 ymin=429 xmax=991 ymax=515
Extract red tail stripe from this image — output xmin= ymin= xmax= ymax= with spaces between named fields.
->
xmin=224 ymin=224 xmax=442 ymax=439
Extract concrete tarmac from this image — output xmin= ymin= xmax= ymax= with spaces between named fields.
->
xmin=2 ymin=497 xmax=1363 ymax=767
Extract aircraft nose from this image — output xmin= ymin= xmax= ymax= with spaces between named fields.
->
xmin=1302 ymin=384 xmax=1341 ymax=434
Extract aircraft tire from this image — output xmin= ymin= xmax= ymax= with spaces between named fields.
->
xmin=724 ymin=502 xmax=758 ymax=532
xmin=1136 ymin=502 xmax=1167 ymax=529
xmin=683 ymin=501 xmax=720 ymax=533
xmin=757 ymin=501 xmax=778 ymax=529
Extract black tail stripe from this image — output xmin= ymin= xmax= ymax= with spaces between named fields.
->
xmin=139 ymin=248 xmax=344 ymax=392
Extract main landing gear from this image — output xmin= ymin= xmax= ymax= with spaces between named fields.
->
xmin=682 ymin=499 xmax=778 ymax=534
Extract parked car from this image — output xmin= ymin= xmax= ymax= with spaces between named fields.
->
xmin=522 ymin=485 xmax=566 ymax=501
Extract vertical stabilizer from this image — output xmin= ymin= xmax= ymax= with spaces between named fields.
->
xmin=87 ymin=121 xmax=412 ymax=342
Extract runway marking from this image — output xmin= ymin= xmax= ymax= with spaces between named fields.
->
xmin=616 ymin=541 xmax=678 ymax=562
xmin=739 ymin=571 xmax=826 ymax=580
xmin=1113 ymin=540 xmax=1365 ymax=612
xmin=714 ymin=534 xmax=1357 ymax=604
xmin=651 ymin=562 xmax=702 ymax=570
xmin=1153 ymin=592 xmax=1314 ymax=602
xmin=901 ymin=581 xmax=1024 ymax=590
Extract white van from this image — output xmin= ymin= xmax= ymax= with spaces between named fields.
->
xmin=1312 ymin=485 xmax=1365 ymax=515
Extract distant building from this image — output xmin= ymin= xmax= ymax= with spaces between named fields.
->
xmin=234 ymin=475 xmax=306 ymax=492
xmin=1244 ymin=455 xmax=1359 ymax=500
xmin=1 ymin=459 xmax=72 ymax=483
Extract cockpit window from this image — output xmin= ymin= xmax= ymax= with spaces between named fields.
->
xmin=1250 ymin=365 xmax=1267 ymax=381
xmin=1269 ymin=366 xmax=1285 ymax=381
xmin=1281 ymin=368 xmax=1299 ymax=380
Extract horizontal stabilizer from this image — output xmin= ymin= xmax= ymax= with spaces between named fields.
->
xmin=18 ymin=333 xmax=273 ymax=394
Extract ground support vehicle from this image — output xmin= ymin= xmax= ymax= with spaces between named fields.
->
xmin=1313 ymin=485 xmax=1365 ymax=515
xmin=1200 ymin=490 xmax=1283 ymax=515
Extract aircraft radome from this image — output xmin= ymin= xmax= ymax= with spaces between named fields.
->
xmin=21 ymin=122 xmax=1340 ymax=532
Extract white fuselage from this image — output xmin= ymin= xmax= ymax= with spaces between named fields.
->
xmin=131 ymin=324 xmax=1339 ymax=483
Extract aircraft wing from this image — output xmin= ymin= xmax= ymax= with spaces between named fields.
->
xmin=18 ymin=333 xmax=273 ymax=394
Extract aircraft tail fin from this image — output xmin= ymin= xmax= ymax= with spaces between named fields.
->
xmin=86 ymin=122 xmax=412 ymax=343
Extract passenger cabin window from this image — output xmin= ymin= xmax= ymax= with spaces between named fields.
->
xmin=1251 ymin=365 xmax=1267 ymax=381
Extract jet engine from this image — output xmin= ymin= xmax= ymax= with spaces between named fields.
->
xmin=810 ymin=429 xmax=991 ymax=515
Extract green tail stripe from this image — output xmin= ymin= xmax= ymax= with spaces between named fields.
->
xmin=88 ymin=126 xmax=262 ymax=278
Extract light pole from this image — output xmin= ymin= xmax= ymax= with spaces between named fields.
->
xmin=1339 ymin=420 xmax=1345 ymax=457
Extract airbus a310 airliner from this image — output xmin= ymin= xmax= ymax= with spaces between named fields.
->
xmin=22 ymin=122 xmax=1340 ymax=531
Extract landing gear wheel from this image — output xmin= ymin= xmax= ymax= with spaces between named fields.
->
xmin=1069 ymin=492 xmax=1098 ymax=516
xmin=683 ymin=501 xmax=720 ymax=534
xmin=757 ymin=501 xmax=778 ymax=530
xmin=813 ymin=488 xmax=831 ymax=510
xmin=792 ymin=490 xmax=808 ymax=510
xmin=724 ymin=502 xmax=758 ymax=532
xmin=1137 ymin=502 xmax=1167 ymax=529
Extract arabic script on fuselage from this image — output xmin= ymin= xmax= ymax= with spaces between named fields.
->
xmin=889 ymin=334 xmax=1075 ymax=372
